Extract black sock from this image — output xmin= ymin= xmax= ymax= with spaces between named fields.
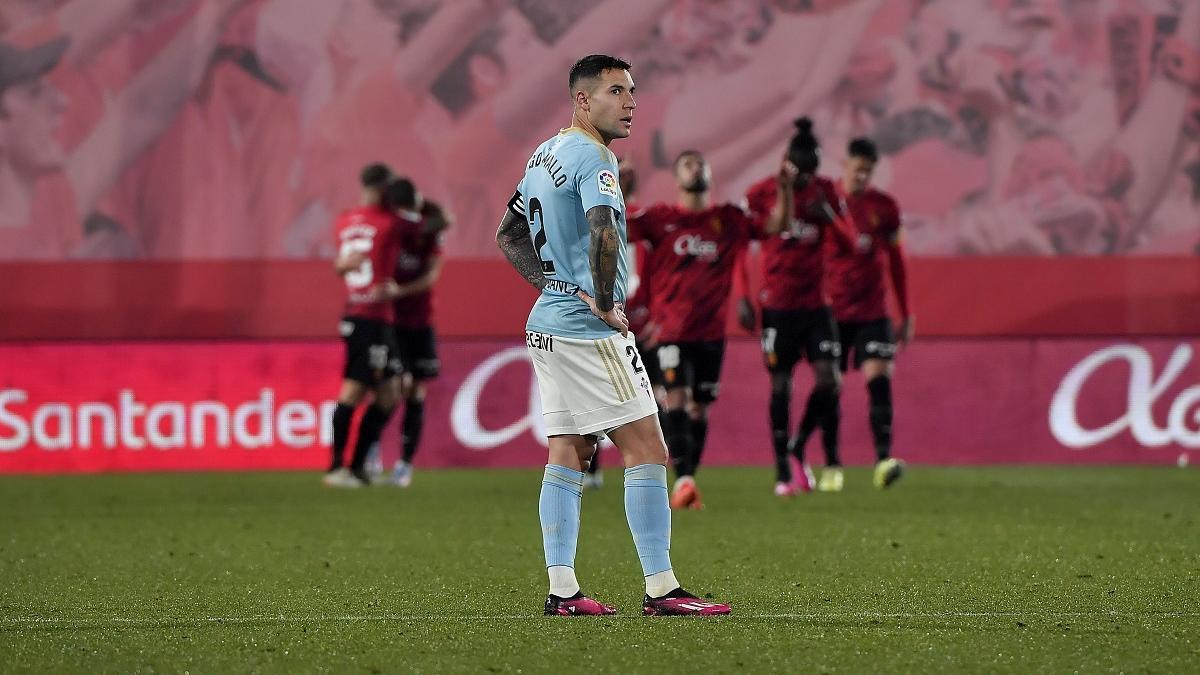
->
xmin=329 ymin=403 xmax=354 ymax=471
xmin=663 ymin=409 xmax=693 ymax=478
xmin=867 ymin=375 xmax=894 ymax=461
xmin=769 ymin=389 xmax=791 ymax=481
xmin=350 ymin=404 xmax=390 ymax=471
xmin=688 ymin=417 xmax=709 ymax=475
xmin=799 ymin=386 xmax=840 ymax=467
xmin=651 ymin=587 xmax=692 ymax=599
xmin=820 ymin=390 xmax=842 ymax=467
xmin=401 ymin=399 xmax=424 ymax=464
xmin=586 ymin=448 xmax=600 ymax=474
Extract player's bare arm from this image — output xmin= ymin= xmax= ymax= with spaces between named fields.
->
xmin=394 ymin=256 xmax=444 ymax=298
xmin=496 ymin=209 xmax=548 ymax=292
xmin=816 ymin=194 xmax=858 ymax=253
xmin=582 ymin=205 xmax=629 ymax=335
xmin=586 ymin=205 xmax=620 ymax=311
xmin=372 ymin=279 xmax=403 ymax=303
xmin=333 ymin=251 xmax=366 ymax=275
xmin=885 ymin=237 xmax=915 ymax=346
xmin=762 ymin=159 xmax=798 ymax=235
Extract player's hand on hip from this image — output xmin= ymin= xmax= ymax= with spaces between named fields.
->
xmin=577 ymin=291 xmax=630 ymax=336
xmin=603 ymin=305 xmax=630 ymax=337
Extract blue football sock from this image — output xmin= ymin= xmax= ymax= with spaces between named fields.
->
xmin=624 ymin=464 xmax=673 ymax=576
xmin=539 ymin=464 xmax=584 ymax=571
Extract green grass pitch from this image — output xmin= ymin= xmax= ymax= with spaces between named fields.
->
xmin=1 ymin=466 xmax=1197 ymax=673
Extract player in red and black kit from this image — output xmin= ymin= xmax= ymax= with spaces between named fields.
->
xmin=324 ymin=164 xmax=405 ymax=488
xmin=744 ymin=118 xmax=858 ymax=496
xmin=829 ymin=137 xmax=912 ymax=489
xmin=385 ymin=179 xmax=450 ymax=488
xmin=629 ymin=150 xmax=789 ymax=510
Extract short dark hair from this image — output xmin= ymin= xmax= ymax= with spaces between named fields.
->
xmin=360 ymin=163 xmax=393 ymax=189
xmin=787 ymin=117 xmax=821 ymax=174
xmin=568 ymin=54 xmax=631 ymax=92
xmin=847 ymin=137 xmax=879 ymax=162
xmin=673 ymin=149 xmax=705 ymax=169
xmin=384 ymin=178 xmax=418 ymax=210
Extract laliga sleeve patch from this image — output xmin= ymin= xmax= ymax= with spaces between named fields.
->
xmin=597 ymin=170 xmax=620 ymax=198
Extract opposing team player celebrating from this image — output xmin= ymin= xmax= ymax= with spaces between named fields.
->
xmin=496 ymin=54 xmax=730 ymax=617
xmin=387 ymin=179 xmax=450 ymax=488
xmin=627 ymin=150 xmax=789 ymax=509
xmin=325 ymin=164 xmax=404 ymax=488
xmin=829 ymin=137 xmax=911 ymax=488
xmin=744 ymin=118 xmax=856 ymax=496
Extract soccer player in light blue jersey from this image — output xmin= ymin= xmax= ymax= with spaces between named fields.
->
xmin=496 ymin=54 xmax=731 ymax=617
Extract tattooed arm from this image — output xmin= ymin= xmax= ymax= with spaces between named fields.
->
xmin=579 ymin=205 xmax=630 ymax=335
xmin=586 ymin=205 xmax=621 ymax=312
xmin=495 ymin=207 xmax=547 ymax=292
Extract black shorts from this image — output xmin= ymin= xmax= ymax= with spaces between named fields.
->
xmin=654 ymin=341 xmax=726 ymax=404
xmin=760 ymin=307 xmax=840 ymax=373
xmin=837 ymin=318 xmax=896 ymax=371
xmin=395 ymin=325 xmax=441 ymax=380
xmin=635 ymin=337 xmax=664 ymax=389
xmin=340 ymin=317 xmax=400 ymax=385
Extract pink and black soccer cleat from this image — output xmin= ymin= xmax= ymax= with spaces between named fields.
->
xmin=544 ymin=593 xmax=617 ymax=616
xmin=793 ymin=460 xmax=816 ymax=494
xmin=643 ymin=589 xmax=731 ymax=616
xmin=774 ymin=481 xmax=798 ymax=497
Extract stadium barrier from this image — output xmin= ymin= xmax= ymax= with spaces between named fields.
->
xmin=1 ymin=338 xmax=1194 ymax=473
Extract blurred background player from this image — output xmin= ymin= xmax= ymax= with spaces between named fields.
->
xmin=744 ymin=117 xmax=857 ymax=496
xmin=496 ymin=54 xmax=730 ymax=617
xmin=385 ymin=180 xmax=450 ymax=488
xmin=829 ymin=137 xmax=910 ymax=488
xmin=627 ymin=149 xmax=788 ymax=509
xmin=324 ymin=163 xmax=404 ymax=488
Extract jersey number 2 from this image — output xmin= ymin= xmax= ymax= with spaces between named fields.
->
xmin=529 ymin=197 xmax=556 ymax=275
xmin=626 ymin=345 xmax=645 ymax=374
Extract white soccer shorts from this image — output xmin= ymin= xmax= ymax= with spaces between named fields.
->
xmin=527 ymin=330 xmax=658 ymax=437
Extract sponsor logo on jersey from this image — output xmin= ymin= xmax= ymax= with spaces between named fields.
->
xmin=398 ymin=253 xmax=422 ymax=271
xmin=784 ymin=219 xmax=820 ymax=243
xmin=544 ymin=279 xmax=580 ymax=295
xmin=597 ymin=170 xmax=620 ymax=197
xmin=856 ymin=233 xmax=874 ymax=252
xmin=673 ymin=234 xmax=719 ymax=258
xmin=526 ymin=331 xmax=555 ymax=352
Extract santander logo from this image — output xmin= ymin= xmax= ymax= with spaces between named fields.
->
xmin=1049 ymin=344 xmax=1200 ymax=449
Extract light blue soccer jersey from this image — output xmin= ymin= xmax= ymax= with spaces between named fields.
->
xmin=512 ymin=129 xmax=628 ymax=339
